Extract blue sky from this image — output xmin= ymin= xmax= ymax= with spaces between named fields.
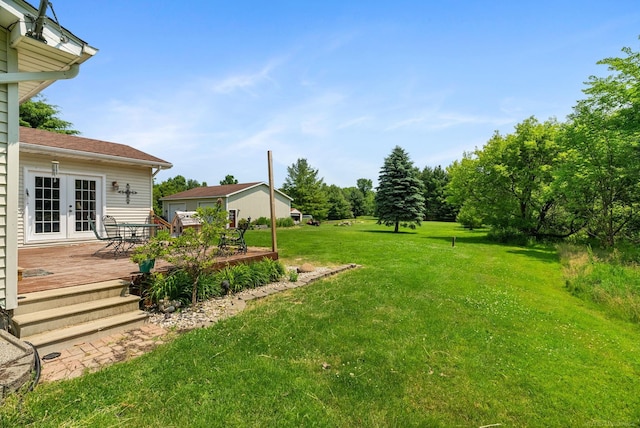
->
xmin=40 ymin=1 xmax=640 ymax=188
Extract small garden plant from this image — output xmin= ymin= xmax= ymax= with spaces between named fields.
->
xmin=132 ymin=205 xmax=228 ymax=304
xmin=143 ymin=258 xmax=286 ymax=307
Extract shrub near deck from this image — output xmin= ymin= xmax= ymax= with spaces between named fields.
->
xmin=1 ymin=220 xmax=639 ymax=427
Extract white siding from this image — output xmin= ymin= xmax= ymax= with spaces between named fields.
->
xmin=0 ymin=27 xmax=18 ymax=310
xmin=0 ymin=28 xmax=7 ymax=309
xmin=19 ymin=152 xmax=154 ymax=246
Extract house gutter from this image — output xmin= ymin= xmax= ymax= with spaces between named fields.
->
xmin=0 ymin=64 xmax=79 ymax=84
xmin=19 ymin=142 xmax=173 ymax=170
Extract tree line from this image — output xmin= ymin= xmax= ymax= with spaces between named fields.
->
xmin=447 ymin=42 xmax=640 ymax=247
xmin=21 ymin=38 xmax=640 ymax=245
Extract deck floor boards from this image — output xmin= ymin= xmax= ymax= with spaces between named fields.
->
xmin=18 ymin=243 xmax=277 ymax=294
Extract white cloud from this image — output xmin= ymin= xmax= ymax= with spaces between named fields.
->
xmin=209 ymin=60 xmax=281 ymax=95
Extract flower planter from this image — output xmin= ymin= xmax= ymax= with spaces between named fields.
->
xmin=138 ymin=259 xmax=155 ymax=273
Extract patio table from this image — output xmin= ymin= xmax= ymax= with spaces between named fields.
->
xmin=119 ymin=223 xmax=159 ymax=248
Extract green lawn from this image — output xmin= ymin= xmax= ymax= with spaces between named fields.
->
xmin=2 ymin=220 xmax=639 ymax=427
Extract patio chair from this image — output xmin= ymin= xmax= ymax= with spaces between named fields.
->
xmin=217 ymin=218 xmax=249 ymax=255
xmin=89 ymin=217 xmax=123 ymax=257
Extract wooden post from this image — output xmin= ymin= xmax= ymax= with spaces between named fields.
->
xmin=268 ymin=151 xmax=278 ymax=253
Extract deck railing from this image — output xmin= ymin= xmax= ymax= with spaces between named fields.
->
xmin=149 ymin=211 xmax=171 ymax=234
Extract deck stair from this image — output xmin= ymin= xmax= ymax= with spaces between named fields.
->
xmin=12 ymin=279 xmax=148 ymax=355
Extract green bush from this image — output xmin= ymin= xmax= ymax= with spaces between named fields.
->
xmin=143 ymin=259 xmax=287 ymax=307
xmin=214 ymin=259 xmax=286 ymax=293
xmin=276 ymin=217 xmax=295 ymax=227
xmin=253 ymin=217 xmax=270 ymax=226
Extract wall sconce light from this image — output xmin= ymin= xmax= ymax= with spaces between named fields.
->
xmin=51 ymin=160 xmax=59 ymax=179
xmin=112 ymin=181 xmax=119 ymax=191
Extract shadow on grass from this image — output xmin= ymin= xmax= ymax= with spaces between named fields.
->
xmin=427 ymin=234 xmax=493 ymax=245
xmin=360 ymin=229 xmax=418 ymax=235
xmin=506 ymin=248 xmax=560 ymax=264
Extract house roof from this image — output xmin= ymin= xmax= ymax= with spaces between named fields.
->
xmin=19 ymin=126 xmax=172 ymax=169
xmin=162 ymin=182 xmax=293 ymax=201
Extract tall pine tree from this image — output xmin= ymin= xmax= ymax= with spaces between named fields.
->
xmin=375 ymin=146 xmax=425 ymax=232
xmin=280 ymin=158 xmax=329 ymax=220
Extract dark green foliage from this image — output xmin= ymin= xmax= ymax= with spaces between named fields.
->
xmin=375 ymin=146 xmax=425 ymax=232
xmin=280 ymin=158 xmax=329 ymax=220
xmin=253 ymin=216 xmax=270 ymax=226
xmin=325 ymin=184 xmax=353 ymax=220
xmin=420 ymin=165 xmax=457 ymax=221
xmin=276 ymin=217 xmax=295 ymax=227
xmin=145 ymin=258 xmax=286 ymax=303
xmin=220 ymin=174 xmax=239 ymax=185
xmin=148 ymin=270 xmax=193 ymax=304
xmin=214 ymin=258 xmax=286 ymax=293
xmin=19 ymin=95 xmax=79 ymax=135
xmin=446 ymin=42 xmax=640 ymax=247
xmin=343 ymin=179 xmax=375 ymax=217
xmin=153 ymin=175 xmax=207 ymax=216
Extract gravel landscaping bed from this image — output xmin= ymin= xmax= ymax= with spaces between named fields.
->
xmin=148 ymin=264 xmax=357 ymax=331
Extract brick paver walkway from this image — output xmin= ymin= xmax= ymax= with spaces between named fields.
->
xmin=39 ymin=324 xmax=169 ymax=382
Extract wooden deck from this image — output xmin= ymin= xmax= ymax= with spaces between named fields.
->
xmin=17 ymin=242 xmax=278 ymax=295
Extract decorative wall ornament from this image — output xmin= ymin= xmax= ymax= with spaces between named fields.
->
xmin=118 ymin=183 xmax=137 ymax=204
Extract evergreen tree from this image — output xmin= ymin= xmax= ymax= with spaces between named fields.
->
xmin=280 ymin=158 xmax=329 ymax=220
xmin=421 ymin=165 xmax=457 ymax=221
xmin=375 ymin=146 xmax=425 ymax=232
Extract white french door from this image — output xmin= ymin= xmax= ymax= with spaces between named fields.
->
xmin=26 ymin=172 xmax=103 ymax=242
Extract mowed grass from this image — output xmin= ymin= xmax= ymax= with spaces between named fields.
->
xmin=2 ymin=220 xmax=639 ymax=427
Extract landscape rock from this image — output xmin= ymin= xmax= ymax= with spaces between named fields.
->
xmin=147 ymin=265 xmax=357 ymax=331
xmin=298 ymin=263 xmax=315 ymax=273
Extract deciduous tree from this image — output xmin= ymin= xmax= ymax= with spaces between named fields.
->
xmin=153 ymin=175 xmax=206 ymax=216
xmin=325 ymin=185 xmax=353 ymax=220
xmin=19 ymin=95 xmax=79 ymax=135
xmin=447 ymin=117 xmax=564 ymax=238
xmin=558 ymin=43 xmax=640 ymax=246
xmin=220 ymin=175 xmax=238 ymax=185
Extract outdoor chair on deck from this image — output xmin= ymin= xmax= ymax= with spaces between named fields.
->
xmin=89 ymin=217 xmax=123 ymax=257
xmin=218 ymin=219 xmax=250 ymax=255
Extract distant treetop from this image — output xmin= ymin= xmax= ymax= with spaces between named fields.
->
xmin=19 ymin=95 xmax=80 ymax=135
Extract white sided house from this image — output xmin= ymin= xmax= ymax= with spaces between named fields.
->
xmin=162 ymin=182 xmax=292 ymax=228
xmin=19 ymin=126 xmax=172 ymax=246
xmin=0 ymin=0 xmax=97 ymax=310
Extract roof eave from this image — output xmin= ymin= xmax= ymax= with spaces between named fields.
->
xmin=20 ymin=142 xmax=173 ymax=169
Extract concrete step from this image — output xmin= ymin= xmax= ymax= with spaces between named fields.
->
xmin=12 ymin=295 xmax=141 ymax=337
xmin=22 ymin=311 xmax=149 ymax=356
xmin=14 ymin=280 xmax=130 ymax=316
